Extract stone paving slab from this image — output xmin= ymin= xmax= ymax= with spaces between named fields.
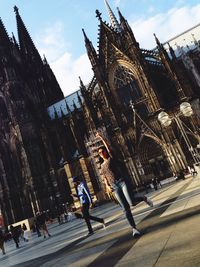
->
xmin=0 ymin=176 xmax=200 ymax=267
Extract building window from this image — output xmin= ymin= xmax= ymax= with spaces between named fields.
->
xmin=113 ymin=65 xmax=142 ymax=105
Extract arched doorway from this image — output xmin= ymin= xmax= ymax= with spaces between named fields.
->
xmin=138 ymin=136 xmax=172 ymax=183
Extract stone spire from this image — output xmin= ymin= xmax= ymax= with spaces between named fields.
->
xmin=82 ymin=29 xmax=98 ymax=67
xmin=104 ymin=0 xmax=121 ymax=31
xmin=0 ymin=18 xmax=10 ymax=47
xmin=14 ymin=5 xmax=42 ymax=63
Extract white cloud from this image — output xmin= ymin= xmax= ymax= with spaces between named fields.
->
xmin=36 ymin=21 xmax=93 ymax=97
xmin=130 ymin=4 xmax=200 ymax=49
xmin=50 ymin=52 xmax=93 ymax=96
xmin=114 ymin=0 xmax=121 ymax=6
xmin=35 ymin=21 xmax=67 ymax=62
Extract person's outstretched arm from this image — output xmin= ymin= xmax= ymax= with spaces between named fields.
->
xmin=96 ymin=132 xmax=112 ymax=157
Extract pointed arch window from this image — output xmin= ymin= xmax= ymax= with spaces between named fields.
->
xmin=113 ymin=65 xmax=142 ymax=105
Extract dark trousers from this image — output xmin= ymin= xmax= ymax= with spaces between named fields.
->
xmin=13 ymin=237 xmax=19 ymax=248
xmin=81 ymin=202 xmax=104 ymax=233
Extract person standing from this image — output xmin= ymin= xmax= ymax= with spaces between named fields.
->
xmin=22 ymin=223 xmax=29 ymax=242
xmin=34 ymin=215 xmax=41 ymax=237
xmin=72 ymin=176 xmax=105 ymax=236
xmin=96 ymin=132 xmax=153 ymax=238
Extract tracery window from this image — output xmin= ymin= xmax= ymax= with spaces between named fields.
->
xmin=113 ymin=65 xmax=142 ymax=105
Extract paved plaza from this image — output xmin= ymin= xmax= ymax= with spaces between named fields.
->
xmin=1 ymin=175 xmax=200 ymax=267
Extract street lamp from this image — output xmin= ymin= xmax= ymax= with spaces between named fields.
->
xmin=158 ymin=102 xmax=199 ymax=164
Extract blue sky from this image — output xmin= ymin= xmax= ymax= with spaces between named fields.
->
xmin=1 ymin=0 xmax=200 ymax=96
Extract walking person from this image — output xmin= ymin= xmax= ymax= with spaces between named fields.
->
xmin=96 ymin=132 xmax=153 ymax=237
xmin=72 ymin=176 xmax=105 ymax=236
xmin=37 ymin=212 xmax=51 ymax=239
xmin=0 ymin=228 xmax=5 ymax=255
xmin=34 ymin=215 xmax=41 ymax=237
xmin=10 ymin=225 xmax=20 ymax=248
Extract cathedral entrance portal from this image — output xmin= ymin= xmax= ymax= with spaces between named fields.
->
xmin=138 ymin=136 xmax=172 ymax=182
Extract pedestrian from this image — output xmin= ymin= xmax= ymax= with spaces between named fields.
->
xmin=190 ymin=166 xmax=197 ymax=177
xmin=10 ymin=225 xmax=20 ymax=248
xmin=152 ymin=178 xmax=158 ymax=190
xmin=96 ymin=132 xmax=153 ymax=238
xmin=72 ymin=176 xmax=105 ymax=236
xmin=22 ymin=223 xmax=29 ymax=242
xmin=35 ymin=214 xmax=41 ymax=237
xmin=37 ymin=212 xmax=51 ymax=239
xmin=0 ymin=228 xmax=5 ymax=255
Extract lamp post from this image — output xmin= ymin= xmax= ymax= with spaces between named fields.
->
xmin=158 ymin=102 xmax=199 ymax=164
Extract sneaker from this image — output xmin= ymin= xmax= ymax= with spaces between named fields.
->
xmin=132 ymin=228 xmax=141 ymax=238
xmin=145 ymin=197 xmax=153 ymax=207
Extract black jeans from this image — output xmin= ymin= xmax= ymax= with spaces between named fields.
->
xmin=82 ymin=202 xmax=104 ymax=233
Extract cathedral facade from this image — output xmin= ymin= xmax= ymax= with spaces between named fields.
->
xmin=0 ymin=2 xmax=200 ymax=225
xmin=0 ymin=7 xmax=69 ymax=225
xmin=51 ymin=2 xmax=200 ymax=200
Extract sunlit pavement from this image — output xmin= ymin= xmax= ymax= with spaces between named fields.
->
xmin=1 ymin=175 xmax=200 ymax=267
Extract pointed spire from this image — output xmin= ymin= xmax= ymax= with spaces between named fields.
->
xmin=14 ymin=5 xmax=19 ymax=15
xmin=82 ymin=29 xmax=98 ymax=67
xmin=82 ymin=28 xmax=89 ymax=43
xmin=53 ymin=106 xmax=59 ymax=119
xmin=79 ymin=76 xmax=87 ymax=97
xmin=79 ymin=76 xmax=85 ymax=90
xmin=60 ymin=107 xmax=65 ymax=117
xmin=77 ymin=92 xmax=82 ymax=106
xmin=73 ymin=101 xmax=78 ymax=111
xmin=14 ymin=6 xmax=42 ymax=62
xmin=96 ymin=10 xmax=102 ymax=21
xmin=0 ymin=18 xmax=10 ymax=47
xmin=175 ymin=43 xmax=183 ymax=57
xmin=154 ymin=33 xmax=162 ymax=47
xmin=168 ymin=42 xmax=176 ymax=59
xmin=65 ymin=98 xmax=71 ymax=114
xmin=154 ymin=33 xmax=169 ymax=59
xmin=12 ymin=32 xmax=19 ymax=47
xmin=191 ymin=33 xmax=198 ymax=46
xmin=43 ymin=54 xmax=48 ymax=65
xmin=104 ymin=0 xmax=120 ymax=31
xmin=117 ymin=7 xmax=138 ymax=44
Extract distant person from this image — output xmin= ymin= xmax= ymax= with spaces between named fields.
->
xmin=37 ymin=212 xmax=51 ymax=238
xmin=10 ymin=225 xmax=20 ymax=248
xmin=72 ymin=176 xmax=105 ymax=236
xmin=96 ymin=132 xmax=153 ymax=238
xmin=152 ymin=178 xmax=158 ymax=190
xmin=190 ymin=166 xmax=197 ymax=177
xmin=22 ymin=223 xmax=29 ymax=242
xmin=35 ymin=214 xmax=41 ymax=237
xmin=178 ymin=169 xmax=185 ymax=180
xmin=0 ymin=229 xmax=5 ymax=255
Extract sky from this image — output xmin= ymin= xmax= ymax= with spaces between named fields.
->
xmin=1 ymin=0 xmax=200 ymax=97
